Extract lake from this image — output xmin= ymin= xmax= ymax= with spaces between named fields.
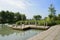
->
xmin=0 ymin=24 xmax=44 ymax=40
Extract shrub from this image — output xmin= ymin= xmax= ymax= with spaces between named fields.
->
xmin=56 ymin=20 xmax=60 ymax=24
xmin=16 ymin=21 xmax=23 ymax=25
xmin=47 ymin=21 xmax=56 ymax=26
xmin=37 ymin=20 xmax=45 ymax=26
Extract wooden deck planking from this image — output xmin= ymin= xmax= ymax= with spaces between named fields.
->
xmin=11 ymin=25 xmax=49 ymax=30
xmin=27 ymin=25 xmax=60 ymax=40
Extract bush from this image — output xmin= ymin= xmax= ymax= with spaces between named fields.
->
xmin=47 ymin=21 xmax=56 ymax=26
xmin=56 ymin=20 xmax=60 ymax=24
xmin=16 ymin=19 xmax=58 ymax=26
xmin=16 ymin=21 xmax=23 ymax=25
xmin=37 ymin=20 xmax=45 ymax=26
xmin=44 ymin=17 xmax=56 ymax=26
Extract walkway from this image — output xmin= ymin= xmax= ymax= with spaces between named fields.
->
xmin=27 ymin=25 xmax=60 ymax=40
xmin=12 ymin=25 xmax=49 ymax=30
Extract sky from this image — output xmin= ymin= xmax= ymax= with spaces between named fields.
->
xmin=0 ymin=0 xmax=60 ymax=19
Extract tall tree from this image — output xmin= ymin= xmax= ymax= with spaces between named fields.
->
xmin=0 ymin=11 xmax=6 ymax=24
xmin=6 ymin=11 xmax=14 ymax=23
xmin=57 ymin=14 xmax=60 ymax=20
xmin=0 ymin=10 xmax=26 ymax=24
xmin=21 ymin=14 xmax=26 ymax=21
xmin=48 ymin=4 xmax=56 ymax=20
xmin=33 ymin=15 xmax=41 ymax=20
xmin=14 ymin=12 xmax=21 ymax=22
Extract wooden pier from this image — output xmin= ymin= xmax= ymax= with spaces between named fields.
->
xmin=10 ymin=25 xmax=49 ymax=30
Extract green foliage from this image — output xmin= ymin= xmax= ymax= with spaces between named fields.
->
xmin=14 ymin=12 xmax=21 ymax=22
xmin=33 ymin=15 xmax=41 ymax=20
xmin=47 ymin=20 xmax=56 ymax=26
xmin=48 ymin=4 xmax=56 ymax=16
xmin=56 ymin=20 xmax=60 ymax=24
xmin=37 ymin=20 xmax=44 ymax=26
xmin=16 ymin=20 xmax=35 ymax=25
xmin=21 ymin=14 xmax=26 ymax=20
xmin=48 ymin=4 xmax=56 ymax=20
xmin=0 ymin=11 xmax=26 ymax=24
xmin=45 ymin=4 xmax=57 ymax=26
xmin=0 ymin=4 xmax=60 ymax=26
xmin=16 ymin=21 xmax=22 ymax=25
xmin=57 ymin=14 xmax=60 ymax=20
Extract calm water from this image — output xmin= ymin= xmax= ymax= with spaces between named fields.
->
xmin=0 ymin=24 xmax=44 ymax=40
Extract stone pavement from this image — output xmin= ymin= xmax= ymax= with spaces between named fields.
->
xmin=27 ymin=25 xmax=60 ymax=40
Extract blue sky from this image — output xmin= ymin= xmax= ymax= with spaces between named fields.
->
xmin=0 ymin=0 xmax=60 ymax=19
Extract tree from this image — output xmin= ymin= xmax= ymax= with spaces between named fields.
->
xmin=14 ymin=12 xmax=26 ymax=22
xmin=48 ymin=4 xmax=56 ymax=20
xmin=6 ymin=11 xmax=15 ymax=23
xmin=21 ymin=14 xmax=26 ymax=21
xmin=57 ymin=14 xmax=60 ymax=20
xmin=0 ymin=11 xmax=6 ymax=24
xmin=33 ymin=15 xmax=41 ymax=20
xmin=0 ymin=11 xmax=26 ymax=24
xmin=58 ymin=14 xmax=60 ymax=17
xmin=49 ymin=4 xmax=56 ymax=16
xmin=47 ymin=4 xmax=57 ymax=26
xmin=14 ymin=12 xmax=21 ymax=22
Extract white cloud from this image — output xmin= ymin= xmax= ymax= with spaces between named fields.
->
xmin=0 ymin=7 xmax=1 ymax=9
xmin=5 ymin=0 xmax=27 ymax=9
xmin=0 ymin=0 xmax=32 ymax=10
xmin=0 ymin=0 xmax=33 ymax=19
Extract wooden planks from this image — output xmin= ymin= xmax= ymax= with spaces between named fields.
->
xmin=27 ymin=25 xmax=60 ymax=40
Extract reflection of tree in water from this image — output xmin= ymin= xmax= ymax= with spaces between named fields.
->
xmin=0 ymin=24 xmax=22 ymax=36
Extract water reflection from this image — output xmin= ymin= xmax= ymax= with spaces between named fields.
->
xmin=0 ymin=25 xmax=13 ymax=36
xmin=0 ymin=24 xmax=43 ymax=40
